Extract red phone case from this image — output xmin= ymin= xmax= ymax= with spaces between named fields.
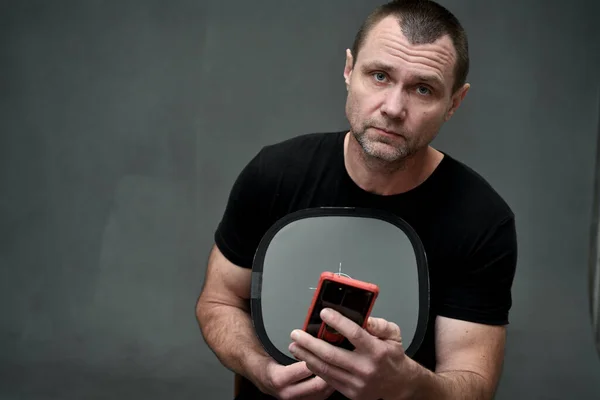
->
xmin=302 ymin=271 xmax=379 ymax=345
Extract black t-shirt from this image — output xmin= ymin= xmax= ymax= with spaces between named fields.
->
xmin=215 ymin=130 xmax=518 ymax=400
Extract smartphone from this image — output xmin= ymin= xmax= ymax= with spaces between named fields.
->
xmin=302 ymin=271 xmax=379 ymax=350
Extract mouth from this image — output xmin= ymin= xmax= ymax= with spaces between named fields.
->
xmin=372 ymin=127 xmax=400 ymax=137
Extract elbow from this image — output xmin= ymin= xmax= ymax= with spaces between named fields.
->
xmin=195 ymin=291 xmax=210 ymax=328
xmin=473 ymin=373 xmax=497 ymax=400
xmin=464 ymin=371 xmax=496 ymax=400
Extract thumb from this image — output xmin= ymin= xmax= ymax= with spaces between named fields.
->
xmin=281 ymin=360 xmax=314 ymax=384
xmin=367 ymin=317 xmax=402 ymax=343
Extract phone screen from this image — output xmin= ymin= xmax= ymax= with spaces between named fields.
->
xmin=305 ymin=279 xmax=375 ymax=349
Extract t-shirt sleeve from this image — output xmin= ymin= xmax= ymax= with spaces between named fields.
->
xmin=214 ymin=149 xmax=272 ymax=269
xmin=438 ymin=215 xmax=518 ymax=325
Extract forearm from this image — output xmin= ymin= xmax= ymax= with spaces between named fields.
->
xmin=396 ymin=359 xmax=493 ymax=400
xmin=196 ymin=299 xmax=270 ymax=382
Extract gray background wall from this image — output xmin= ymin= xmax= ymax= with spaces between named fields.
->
xmin=1 ymin=0 xmax=599 ymax=398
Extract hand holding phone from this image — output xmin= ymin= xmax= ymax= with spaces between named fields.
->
xmin=302 ymin=271 xmax=379 ymax=350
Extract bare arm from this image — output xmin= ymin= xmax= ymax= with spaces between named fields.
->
xmin=403 ymin=316 xmax=506 ymax=400
xmin=196 ymin=244 xmax=270 ymax=383
xmin=197 ymin=244 xmax=335 ymax=399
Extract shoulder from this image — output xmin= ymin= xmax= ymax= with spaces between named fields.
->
xmin=429 ymin=155 xmax=518 ymax=326
xmin=436 ymin=152 xmax=515 ymax=223
xmin=235 ymin=130 xmax=344 ymax=194
xmin=258 ymin=131 xmax=344 ymax=165
xmin=247 ymin=131 xmax=345 ymax=185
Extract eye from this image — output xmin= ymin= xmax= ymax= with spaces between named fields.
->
xmin=373 ymin=72 xmax=387 ymax=82
xmin=417 ymin=85 xmax=431 ymax=95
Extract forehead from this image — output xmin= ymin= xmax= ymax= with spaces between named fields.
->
xmin=357 ymin=15 xmax=457 ymax=87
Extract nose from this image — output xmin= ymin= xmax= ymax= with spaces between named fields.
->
xmin=380 ymin=87 xmax=407 ymax=120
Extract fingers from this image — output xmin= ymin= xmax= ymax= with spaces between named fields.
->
xmin=277 ymin=374 xmax=332 ymax=400
xmin=367 ymin=317 xmax=402 ymax=343
xmin=319 ymin=308 xmax=374 ymax=350
xmin=288 ymin=343 xmax=357 ymax=400
xmin=269 ymin=361 xmax=314 ymax=389
xmin=299 ymin=377 xmax=337 ymax=400
xmin=288 ymin=341 xmax=352 ymax=384
xmin=290 ymin=328 xmax=356 ymax=372
xmin=304 ymin=376 xmax=344 ymax=400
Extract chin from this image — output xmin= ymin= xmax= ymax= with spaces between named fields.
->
xmin=362 ymin=141 xmax=408 ymax=162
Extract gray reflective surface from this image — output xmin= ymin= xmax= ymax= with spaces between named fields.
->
xmin=258 ymin=214 xmax=424 ymax=361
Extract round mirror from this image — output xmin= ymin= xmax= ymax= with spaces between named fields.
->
xmin=250 ymin=207 xmax=429 ymax=365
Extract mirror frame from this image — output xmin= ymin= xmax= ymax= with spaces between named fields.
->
xmin=250 ymin=206 xmax=430 ymax=365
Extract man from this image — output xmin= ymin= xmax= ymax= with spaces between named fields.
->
xmin=197 ymin=0 xmax=518 ymax=399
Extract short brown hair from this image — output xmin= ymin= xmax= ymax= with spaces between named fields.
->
xmin=351 ymin=0 xmax=469 ymax=94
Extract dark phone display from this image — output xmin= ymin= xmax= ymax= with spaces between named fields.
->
xmin=306 ymin=279 xmax=375 ymax=350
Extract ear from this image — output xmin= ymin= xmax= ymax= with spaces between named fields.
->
xmin=343 ymin=49 xmax=354 ymax=90
xmin=444 ymin=83 xmax=470 ymax=121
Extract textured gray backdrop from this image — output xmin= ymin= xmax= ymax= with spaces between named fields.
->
xmin=1 ymin=0 xmax=600 ymax=398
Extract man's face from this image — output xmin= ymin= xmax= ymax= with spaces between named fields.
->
xmin=344 ymin=16 xmax=469 ymax=163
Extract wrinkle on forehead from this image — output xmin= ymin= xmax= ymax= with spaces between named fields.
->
xmin=380 ymin=36 xmax=454 ymax=70
xmin=361 ymin=19 xmax=457 ymax=83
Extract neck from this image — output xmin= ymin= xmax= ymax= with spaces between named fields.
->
xmin=343 ymin=131 xmax=443 ymax=196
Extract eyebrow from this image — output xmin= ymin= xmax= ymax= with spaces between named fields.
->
xmin=362 ymin=61 xmax=396 ymax=74
xmin=415 ymin=74 xmax=444 ymax=88
xmin=361 ymin=61 xmax=444 ymax=88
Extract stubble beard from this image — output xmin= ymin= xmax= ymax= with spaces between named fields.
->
xmin=350 ymin=125 xmax=418 ymax=175
xmin=346 ymin=93 xmax=413 ymax=169
xmin=353 ymin=127 xmax=411 ymax=161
